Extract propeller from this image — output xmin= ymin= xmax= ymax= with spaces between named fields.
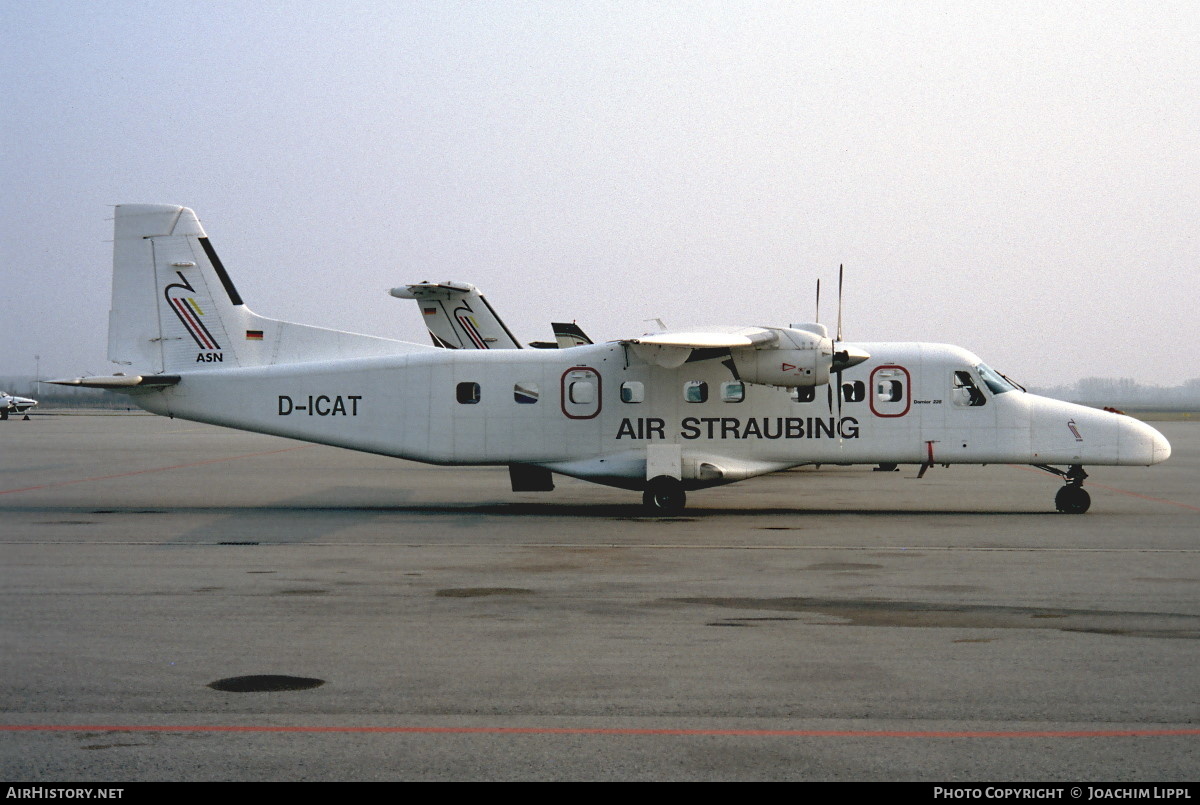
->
xmin=834 ymin=265 xmax=844 ymax=416
xmin=819 ymin=274 xmax=834 ymax=414
xmin=823 ymin=265 xmax=872 ymax=415
xmin=823 ymin=266 xmax=846 ymax=416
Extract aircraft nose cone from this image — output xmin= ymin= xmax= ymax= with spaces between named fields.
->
xmin=1123 ymin=417 xmax=1171 ymax=465
xmin=1151 ymin=428 xmax=1171 ymax=464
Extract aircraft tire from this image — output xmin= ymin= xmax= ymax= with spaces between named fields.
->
xmin=1055 ymin=485 xmax=1091 ymax=514
xmin=643 ymin=476 xmax=686 ymax=514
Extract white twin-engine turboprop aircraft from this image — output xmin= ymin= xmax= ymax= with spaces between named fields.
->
xmin=53 ymin=204 xmax=1170 ymax=514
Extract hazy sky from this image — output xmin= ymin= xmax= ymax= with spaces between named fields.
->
xmin=3 ymin=1 xmax=1197 ymax=386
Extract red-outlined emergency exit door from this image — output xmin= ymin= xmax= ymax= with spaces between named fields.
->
xmin=561 ymin=367 xmax=602 ymax=419
xmin=870 ymin=365 xmax=911 ymax=418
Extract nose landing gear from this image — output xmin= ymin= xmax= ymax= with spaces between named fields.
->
xmin=1036 ymin=464 xmax=1090 ymax=514
xmin=1054 ymin=482 xmax=1091 ymax=514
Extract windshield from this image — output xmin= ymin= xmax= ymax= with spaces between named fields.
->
xmin=975 ymin=363 xmax=1018 ymax=395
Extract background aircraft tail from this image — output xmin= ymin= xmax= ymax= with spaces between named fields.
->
xmin=390 ymin=281 xmax=523 ymax=349
xmin=108 ymin=204 xmax=410 ymax=374
xmin=552 ymin=321 xmax=593 ymax=348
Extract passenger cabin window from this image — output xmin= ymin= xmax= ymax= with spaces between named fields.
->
xmin=620 ymin=381 xmax=644 ymax=403
xmin=514 ymin=382 xmax=538 ymax=404
xmin=569 ymin=380 xmax=595 ymax=405
xmin=791 ymin=386 xmax=816 ymax=403
xmin=952 ymin=371 xmax=987 ymax=407
xmin=841 ymin=380 xmax=866 ymax=403
xmin=684 ymin=381 xmax=708 ymax=403
xmin=876 ymin=379 xmax=903 ymax=403
xmin=456 ymin=382 xmax=480 ymax=404
xmin=721 ymin=381 xmax=745 ymax=403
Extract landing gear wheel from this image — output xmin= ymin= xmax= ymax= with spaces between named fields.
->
xmin=1055 ymin=485 xmax=1091 ymax=514
xmin=643 ymin=476 xmax=686 ymax=514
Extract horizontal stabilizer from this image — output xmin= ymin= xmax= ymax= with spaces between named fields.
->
xmin=389 ymin=281 xmax=479 ymax=300
xmin=48 ymin=374 xmax=181 ymax=389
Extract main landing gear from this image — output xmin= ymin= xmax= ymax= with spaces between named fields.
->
xmin=1035 ymin=464 xmax=1091 ymax=514
xmin=643 ymin=475 xmax=687 ymax=515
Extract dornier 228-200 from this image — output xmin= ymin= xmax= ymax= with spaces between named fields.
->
xmin=53 ymin=205 xmax=1170 ymax=514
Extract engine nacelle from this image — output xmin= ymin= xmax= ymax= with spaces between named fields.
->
xmin=729 ymin=329 xmax=833 ymax=388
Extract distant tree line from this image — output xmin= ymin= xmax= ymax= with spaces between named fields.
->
xmin=1030 ymin=377 xmax=1200 ymax=412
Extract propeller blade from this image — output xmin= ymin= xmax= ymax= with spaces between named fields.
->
xmin=836 ymin=264 xmax=844 ymax=343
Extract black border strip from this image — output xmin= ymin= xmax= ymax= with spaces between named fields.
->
xmin=479 ymin=293 xmax=523 ymax=349
xmin=199 ymin=237 xmax=244 ymax=306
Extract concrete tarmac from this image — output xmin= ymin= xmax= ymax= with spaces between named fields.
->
xmin=1 ymin=414 xmax=1196 ymax=781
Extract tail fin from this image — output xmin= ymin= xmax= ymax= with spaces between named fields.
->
xmin=552 ymin=321 xmax=593 ymax=348
xmin=108 ymin=204 xmax=409 ymax=373
xmin=389 ymin=281 xmax=522 ymax=349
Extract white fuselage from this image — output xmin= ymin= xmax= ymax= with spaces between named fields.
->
xmin=128 ymin=340 xmax=1170 ymax=489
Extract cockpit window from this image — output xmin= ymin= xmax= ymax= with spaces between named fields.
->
xmin=952 ymin=371 xmax=987 ymax=407
xmin=976 ymin=363 xmax=1018 ymax=395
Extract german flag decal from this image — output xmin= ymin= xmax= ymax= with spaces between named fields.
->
xmin=246 ymin=330 xmax=264 ymax=340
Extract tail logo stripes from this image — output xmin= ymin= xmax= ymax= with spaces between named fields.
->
xmin=454 ymin=303 xmax=490 ymax=349
xmin=164 ymin=272 xmax=221 ymax=351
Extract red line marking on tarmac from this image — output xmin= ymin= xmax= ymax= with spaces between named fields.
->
xmin=1014 ymin=466 xmax=1200 ymax=512
xmin=1 ymin=725 xmax=1197 ymax=738
xmin=0 ymin=445 xmax=312 ymax=496
xmin=1083 ymin=482 xmax=1200 ymax=512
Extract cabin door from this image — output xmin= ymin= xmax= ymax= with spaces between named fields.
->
xmin=561 ymin=367 xmax=602 ymax=420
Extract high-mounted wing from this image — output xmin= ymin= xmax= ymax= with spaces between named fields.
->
xmin=624 ymin=325 xmax=868 ymax=386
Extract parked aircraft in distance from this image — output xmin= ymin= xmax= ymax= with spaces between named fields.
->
xmin=1 ymin=391 xmax=38 ymax=420
xmin=52 ymin=204 xmax=1170 ymax=513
